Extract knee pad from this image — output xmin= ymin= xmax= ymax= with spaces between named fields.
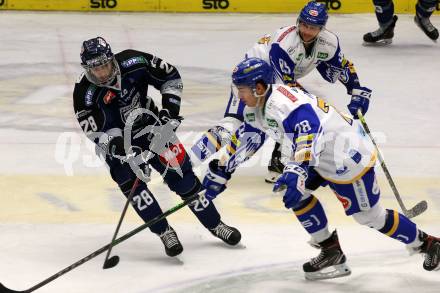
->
xmin=352 ymin=203 xmax=386 ymax=229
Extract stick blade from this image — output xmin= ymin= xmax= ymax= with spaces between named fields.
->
xmin=406 ymin=200 xmax=428 ymax=218
xmin=103 ymin=255 xmax=120 ymax=269
xmin=0 ymin=283 xmax=26 ymax=293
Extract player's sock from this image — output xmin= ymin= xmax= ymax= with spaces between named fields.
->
xmin=158 ymin=225 xmax=183 ymax=257
xmin=377 ymin=209 xmax=418 ymax=244
xmin=293 ymin=195 xmax=329 ymax=235
xmin=363 ymin=15 xmax=398 ymax=44
xmin=303 ymin=230 xmax=351 ymax=280
xmin=209 ymin=221 xmax=241 ymax=245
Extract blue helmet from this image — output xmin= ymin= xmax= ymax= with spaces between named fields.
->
xmin=80 ymin=37 xmax=119 ymax=86
xmin=298 ymin=1 xmax=328 ymax=27
xmin=232 ymin=58 xmax=274 ymax=89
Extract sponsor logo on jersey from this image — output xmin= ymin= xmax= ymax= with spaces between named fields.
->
xmin=103 ymin=90 xmax=116 ymax=104
xmin=245 ymin=112 xmax=255 ymax=122
xmin=334 ymin=192 xmax=352 ymax=211
xmin=85 ymin=85 xmax=97 ymax=106
xmin=317 ymin=52 xmax=328 ymax=59
xmin=277 ymin=26 xmax=295 ymax=42
xmin=75 ymin=109 xmax=92 ymax=119
xmin=276 ymin=86 xmax=297 ymax=102
xmin=266 ymin=118 xmax=278 ymax=128
xmin=121 ymin=56 xmax=146 ymax=68
xmin=159 ymin=143 xmax=186 ymax=169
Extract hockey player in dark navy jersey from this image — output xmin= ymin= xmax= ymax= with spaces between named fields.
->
xmin=73 ymin=37 xmax=241 ymax=257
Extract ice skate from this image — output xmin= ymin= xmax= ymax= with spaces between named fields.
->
xmin=363 ymin=15 xmax=398 ymax=45
xmin=414 ymin=14 xmax=439 ymax=42
xmin=419 ymin=231 xmax=440 ymax=271
xmin=159 ymin=226 xmax=183 ymax=257
xmin=210 ymin=221 xmax=241 ymax=245
xmin=303 ymin=230 xmax=351 ymax=280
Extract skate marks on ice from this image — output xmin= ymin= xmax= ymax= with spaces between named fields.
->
xmin=149 ymin=251 xmax=440 ymax=293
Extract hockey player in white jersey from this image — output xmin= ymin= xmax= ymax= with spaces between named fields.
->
xmin=191 ymin=1 xmax=372 ymax=184
xmin=202 ymin=58 xmax=440 ymax=280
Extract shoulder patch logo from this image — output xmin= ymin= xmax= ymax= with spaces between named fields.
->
xmin=121 ymin=56 xmax=147 ymax=68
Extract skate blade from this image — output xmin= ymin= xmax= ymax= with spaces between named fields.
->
xmin=265 ymin=171 xmax=282 ymax=184
xmin=362 ymin=39 xmax=393 ymax=47
xmin=305 ymin=263 xmax=351 ymax=281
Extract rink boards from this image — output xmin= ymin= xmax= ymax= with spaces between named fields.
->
xmin=0 ymin=0 xmax=440 ymax=14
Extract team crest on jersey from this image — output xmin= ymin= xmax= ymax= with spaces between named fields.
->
xmin=103 ymin=90 xmax=116 ymax=104
xmin=121 ymin=56 xmax=147 ymax=68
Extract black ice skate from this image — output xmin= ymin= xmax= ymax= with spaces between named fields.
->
xmin=159 ymin=226 xmax=183 ymax=257
xmin=265 ymin=153 xmax=285 ymax=184
xmin=363 ymin=15 xmax=398 ymax=45
xmin=210 ymin=221 xmax=241 ymax=245
xmin=414 ymin=14 xmax=439 ymax=42
xmin=419 ymin=231 xmax=440 ymax=271
xmin=303 ymin=230 xmax=351 ymax=280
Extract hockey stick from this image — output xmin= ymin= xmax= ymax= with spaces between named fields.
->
xmin=0 ymin=192 xmax=200 ymax=293
xmin=357 ymin=109 xmax=427 ymax=218
xmin=102 ymin=177 xmax=140 ymax=269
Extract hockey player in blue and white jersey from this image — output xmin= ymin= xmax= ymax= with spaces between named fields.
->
xmin=202 ymin=58 xmax=440 ymax=280
xmin=191 ymin=1 xmax=372 ymax=184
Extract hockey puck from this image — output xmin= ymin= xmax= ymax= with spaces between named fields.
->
xmin=103 ymin=255 xmax=120 ymax=269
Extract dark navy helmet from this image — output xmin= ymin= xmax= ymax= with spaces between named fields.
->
xmin=80 ymin=37 xmax=119 ymax=86
xmin=80 ymin=37 xmax=113 ymax=68
xmin=232 ymin=58 xmax=274 ymax=89
xmin=298 ymin=1 xmax=328 ymax=27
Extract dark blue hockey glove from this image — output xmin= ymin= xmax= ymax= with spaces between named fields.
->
xmin=348 ymin=87 xmax=371 ymax=119
xmin=273 ymin=163 xmax=308 ymax=209
xmin=202 ymin=159 xmax=232 ymax=200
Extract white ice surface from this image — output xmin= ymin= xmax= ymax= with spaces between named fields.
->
xmin=0 ymin=11 xmax=439 ymax=293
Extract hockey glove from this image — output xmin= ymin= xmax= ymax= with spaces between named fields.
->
xmin=158 ymin=109 xmax=183 ymax=130
xmin=202 ymin=159 xmax=232 ymax=200
xmin=348 ymin=86 xmax=371 ymax=119
xmin=273 ymin=163 xmax=308 ymax=209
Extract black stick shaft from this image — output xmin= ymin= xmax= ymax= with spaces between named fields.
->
xmin=14 ymin=193 xmax=199 ymax=292
xmin=102 ymin=178 xmax=140 ymax=267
